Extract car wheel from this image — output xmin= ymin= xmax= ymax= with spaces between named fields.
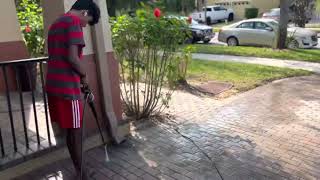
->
xmin=228 ymin=14 xmax=234 ymax=21
xmin=227 ymin=37 xmax=238 ymax=46
xmin=191 ymin=38 xmax=197 ymax=44
xmin=206 ymin=17 xmax=211 ymax=25
xmin=185 ymin=38 xmax=193 ymax=44
xmin=288 ymin=40 xmax=299 ymax=49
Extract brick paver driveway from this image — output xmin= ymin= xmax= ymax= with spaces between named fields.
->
xmin=15 ymin=75 xmax=320 ymax=180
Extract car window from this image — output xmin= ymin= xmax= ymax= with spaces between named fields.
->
xmin=206 ymin=8 xmax=212 ymax=11
xmin=237 ymin=22 xmax=254 ymax=29
xmin=255 ymin=22 xmax=271 ymax=30
xmin=213 ymin=7 xmax=220 ymax=11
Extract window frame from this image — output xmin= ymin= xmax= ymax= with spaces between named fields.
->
xmin=254 ymin=22 xmax=273 ymax=31
xmin=236 ymin=22 xmax=254 ymax=29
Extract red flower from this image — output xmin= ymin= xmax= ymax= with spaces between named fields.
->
xmin=25 ymin=25 xmax=32 ymax=33
xmin=187 ymin=16 xmax=192 ymax=24
xmin=154 ymin=8 xmax=161 ymax=18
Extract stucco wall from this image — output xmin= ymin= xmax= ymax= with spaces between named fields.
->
xmin=0 ymin=0 xmax=23 ymax=43
xmin=252 ymin=0 xmax=280 ymax=16
xmin=206 ymin=0 xmax=280 ymax=19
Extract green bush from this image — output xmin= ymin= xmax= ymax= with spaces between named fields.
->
xmin=245 ymin=8 xmax=259 ymax=19
xmin=111 ymin=7 xmax=191 ymax=119
xmin=17 ymin=0 xmax=44 ymax=57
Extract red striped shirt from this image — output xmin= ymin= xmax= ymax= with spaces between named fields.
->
xmin=45 ymin=13 xmax=85 ymax=100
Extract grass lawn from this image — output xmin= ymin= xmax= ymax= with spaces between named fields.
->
xmin=192 ymin=45 xmax=320 ymax=63
xmin=188 ymin=59 xmax=312 ymax=92
xmin=306 ymin=23 xmax=320 ymax=28
xmin=307 ymin=28 xmax=320 ymax=33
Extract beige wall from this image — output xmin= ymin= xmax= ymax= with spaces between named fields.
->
xmin=0 ymin=0 xmax=23 ymax=42
xmin=207 ymin=0 xmax=280 ymax=19
xmin=252 ymin=0 xmax=280 ymax=16
xmin=98 ymin=0 xmax=114 ymax=52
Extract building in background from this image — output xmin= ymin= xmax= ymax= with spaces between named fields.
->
xmin=206 ymin=0 xmax=280 ymax=19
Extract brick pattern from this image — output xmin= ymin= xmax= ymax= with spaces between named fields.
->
xmin=15 ymin=75 xmax=320 ymax=180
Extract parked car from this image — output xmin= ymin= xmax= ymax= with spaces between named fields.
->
xmin=262 ymin=8 xmax=283 ymax=21
xmin=187 ymin=18 xmax=215 ymax=43
xmin=262 ymin=8 xmax=312 ymax=23
xmin=191 ymin=5 xmax=234 ymax=24
xmin=218 ymin=18 xmax=318 ymax=49
xmin=167 ymin=16 xmax=215 ymax=44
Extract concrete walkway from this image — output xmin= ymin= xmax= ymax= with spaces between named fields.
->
xmin=14 ymin=75 xmax=320 ymax=180
xmin=193 ymin=53 xmax=320 ymax=73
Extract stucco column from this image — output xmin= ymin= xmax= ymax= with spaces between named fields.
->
xmin=42 ymin=0 xmax=126 ymax=142
xmin=0 ymin=0 xmax=29 ymax=92
xmin=91 ymin=0 xmax=125 ymax=143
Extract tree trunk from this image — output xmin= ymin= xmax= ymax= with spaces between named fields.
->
xmin=196 ymin=0 xmax=203 ymax=11
xmin=106 ymin=0 xmax=116 ymax=17
xmin=277 ymin=0 xmax=290 ymax=49
xmin=196 ymin=0 xmax=200 ymax=11
xmin=204 ymin=0 xmax=208 ymax=24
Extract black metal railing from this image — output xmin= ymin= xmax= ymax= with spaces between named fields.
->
xmin=0 ymin=57 xmax=52 ymax=160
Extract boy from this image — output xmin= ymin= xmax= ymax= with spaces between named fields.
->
xmin=46 ymin=0 xmax=100 ymax=179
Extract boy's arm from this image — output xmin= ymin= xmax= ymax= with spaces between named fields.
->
xmin=68 ymin=45 xmax=87 ymax=79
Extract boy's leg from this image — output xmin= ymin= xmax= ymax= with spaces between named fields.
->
xmin=66 ymin=128 xmax=80 ymax=171
xmin=66 ymin=128 xmax=90 ymax=179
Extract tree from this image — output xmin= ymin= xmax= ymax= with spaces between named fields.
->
xmin=106 ymin=0 xmax=196 ymax=16
xmin=180 ymin=0 xmax=196 ymax=14
xmin=291 ymin=0 xmax=315 ymax=27
xmin=156 ymin=0 xmax=195 ymax=14
xmin=277 ymin=0 xmax=290 ymax=49
xmin=106 ymin=0 xmax=149 ymax=17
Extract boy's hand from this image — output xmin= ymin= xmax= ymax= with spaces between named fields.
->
xmin=80 ymin=76 xmax=88 ymax=88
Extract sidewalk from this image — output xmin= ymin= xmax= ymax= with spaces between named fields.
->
xmin=192 ymin=53 xmax=320 ymax=73
xmin=14 ymin=75 xmax=320 ymax=180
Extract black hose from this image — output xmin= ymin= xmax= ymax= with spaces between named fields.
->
xmin=174 ymin=127 xmax=224 ymax=180
xmin=156 ymin=119 xmax=224 ymax=180
xmin=80 ymin=94 xmax=89 ymax=180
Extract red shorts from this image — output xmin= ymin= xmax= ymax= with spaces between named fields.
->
xmin=48 ymin=96 xmax=83 ymax=129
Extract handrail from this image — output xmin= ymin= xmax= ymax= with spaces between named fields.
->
xmin=0 ymin=57 xmax=48 ymax=66
xmin=0 ymin=56 xmax=52 ymax=162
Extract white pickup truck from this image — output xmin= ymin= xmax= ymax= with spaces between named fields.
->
xmin=192 ymin=5 xmax=234 ymax=24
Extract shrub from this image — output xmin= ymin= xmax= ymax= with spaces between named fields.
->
xmin=17 ymin=0 xmax=44 ymax=57
xmin=111 ymin=7 xmax=191 ymax=119
xmin=245 ymin=8 xmax=259 ymax=19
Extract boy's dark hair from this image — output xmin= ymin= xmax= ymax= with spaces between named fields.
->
xmin=71 ymin=0 xmax=101 ymax=26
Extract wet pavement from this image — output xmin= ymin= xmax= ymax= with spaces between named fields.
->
xmin=14 ymin=75 xmax=320 ymax=180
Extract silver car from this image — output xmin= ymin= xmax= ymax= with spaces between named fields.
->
xmin=218 ymin=18 xmax=318 ymax=48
